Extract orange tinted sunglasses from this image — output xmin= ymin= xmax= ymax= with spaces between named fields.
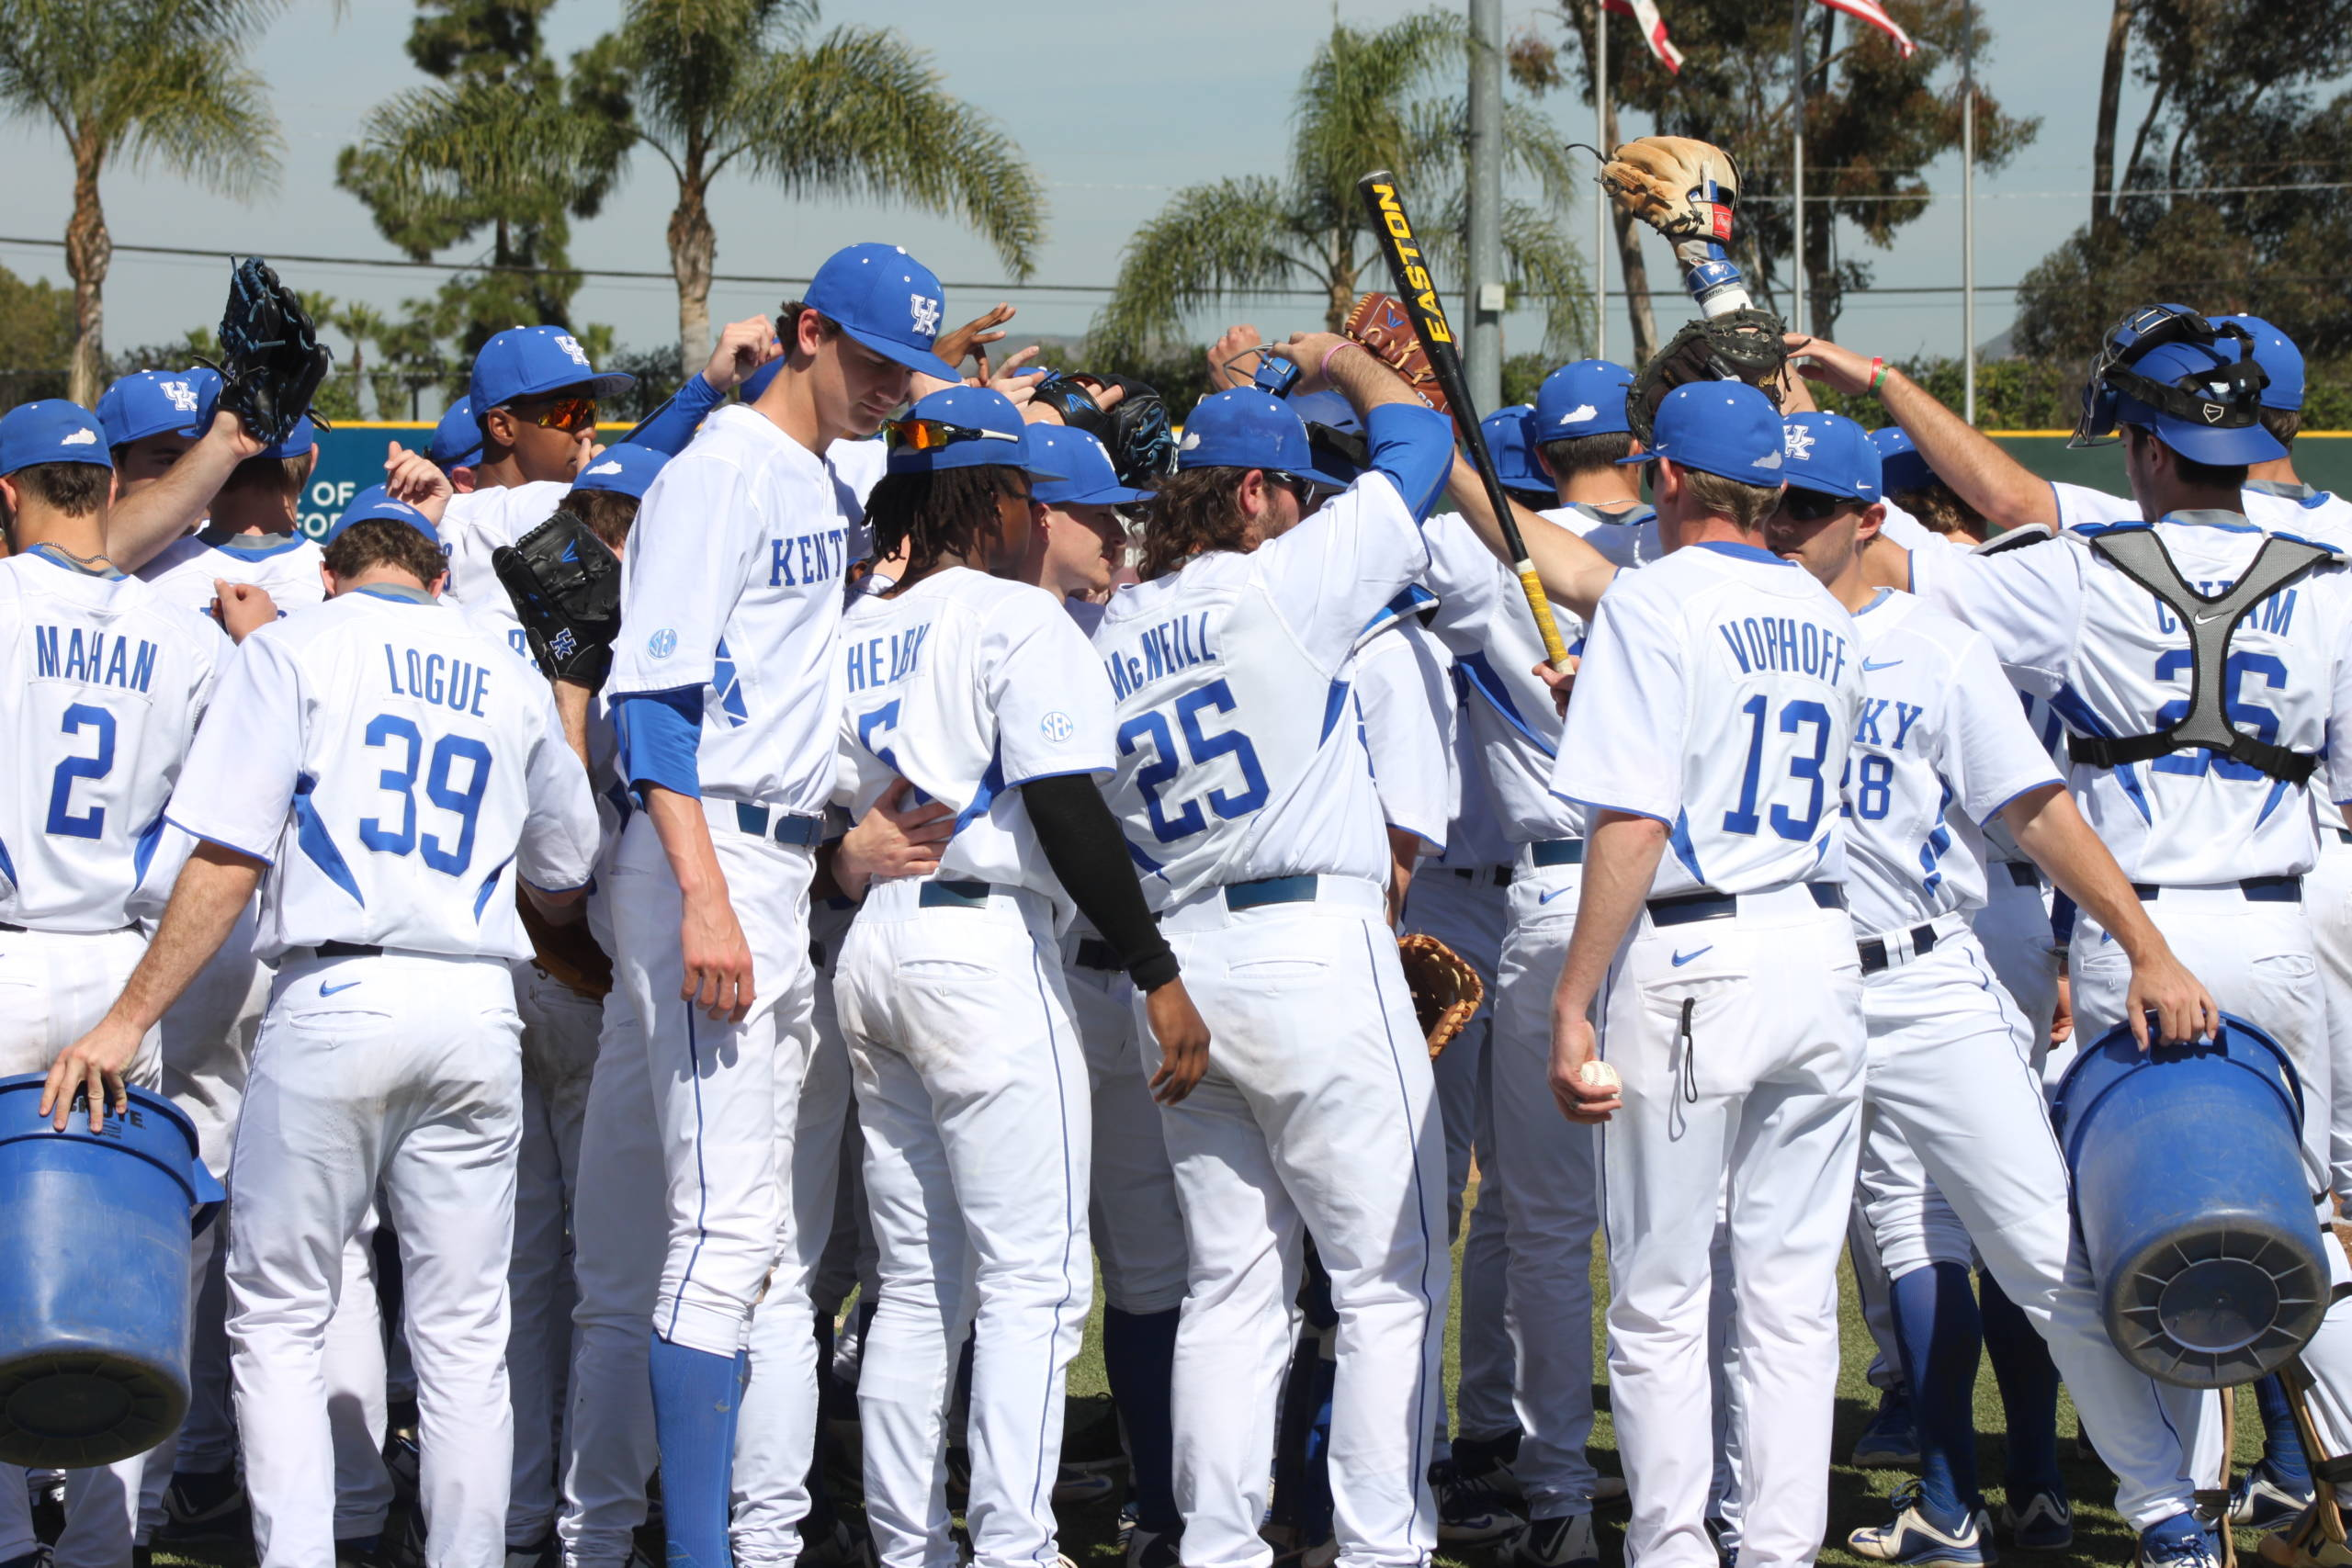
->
xmin=511 ymin=396 xmax=599 ymax=434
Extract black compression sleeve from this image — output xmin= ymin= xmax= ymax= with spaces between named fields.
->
xmin=1020 ymin=773 xmax=1180 ymax=991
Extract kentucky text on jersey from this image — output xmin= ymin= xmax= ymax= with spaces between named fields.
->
xmin=1716 ymin=615 xmax=1851 ymax=685
xmin=771 ymin=526 xmax=851 ymax=588
xmin=844 ymin=622 xmax=931 ymax=694
xmin=34 ymin=625 xmax=158 ymax=693
xmin=383 ymin=644 xmax=494 ymax=716
xmin=2151 ymin=584 xmax=2297 ymax=637
xmin=1855 ymin=698 xmax=1927 ymax=750
xmin=1101 ymin=612 xmax=1218 ymax=703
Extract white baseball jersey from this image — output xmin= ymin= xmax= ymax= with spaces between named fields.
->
xmin=439 ymin=479 xmax=569 ymax=611
xmin=0 ymin=552 xmax=230 ymax=931
xmin=165 ymin=587 xmax=599 ymax=960
xmin=1555 ymin=543 xmax=1863 ymax=898
xmin=1555 ymin=501 xmax=1662 ymax=570
xmin=1838 ymin=591 xmax=2063 ymax=935
xmin=1434 ymin=708 xmax=1515 ymax=869
xmin=1905 ymin=514 xmax=2352 ymax=883
xmin=2054 ymin=478 xmax=2352 ymax=551
xmin=607 ymin=405 xmax=869 ymax=813
xmin=834 ymin=568 xmax=1114 ymax=911
xmin=137 ymin=532 xmax=326 ymax=618
xmin=1416 ymin=511 xmax=1590 ymax=846
xmin=1091 ymin=471 xmax=1423 ymax=903
xmin=1351 ymin=615 xmax=1453 ymax=853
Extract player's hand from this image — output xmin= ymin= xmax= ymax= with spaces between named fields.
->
xmin=835 ymin=779 xmax=955 ymax=900
xmin=678 ymin=889 xmax=755 ymax=1024
xmin=702 ymin=314 xmax=779 ymax=395
xmin=1533 ymin=657 xmax=1578 ymax=718
xmin=1783 ymin=333 xmax=1877 ymax=397
xmin=2051 ymin=972 xmax=2074 ymax=1048
xmin=2125 ymin=943 xmax=2220 ymax=1050
xmin=383 ymin=442 xmax=455 ymax=522
xmin=1207 ymin=323 xmax=1266 ymax=391
xmin=204 ymin=408 xmax=266 ymax=463
xmin=40 ymin=1019 xmax=144 ymax=1132
xmin=1143 ymin=977 xmax=1211 ymax=1106
xmin=934 ymin=303 xmax=1016 ymax=373
xmin=1272 ymin=333 xmax=1351 ymax=395
xmin=1548 ymin=1012 xmax=1621 ymax=1123
xmin=978 ymin=344 xmax=1045 ymax=404
xmin=213 ymin=581 xmax=278 ymax=641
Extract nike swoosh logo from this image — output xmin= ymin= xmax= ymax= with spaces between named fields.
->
xmin=1671 ymin=946 xmax=1713 ymax=966
xmin=2194 ymin=611 xmax=2230 ymax=625
xmin=1861 ymin=658 xmax=1902 ymax=671
xmin=320 ymin=980 xmax=361 ymax=996
xmin=1538 ymin=886 xmax=1576 ymax=904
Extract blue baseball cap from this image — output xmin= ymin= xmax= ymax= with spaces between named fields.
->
xmin=571 ymin=443 xmax=670 ymax=501
xmin=1031 ymin=426 xmax=1152 ymax=506
xmin=0 ymin=400 xmax=113 ymax=475
xmin=1175 ymin=389 xmax=1347 ymax=488
xmin=1870 ymin=427 xmax=1934 ymax=492
xmin=887 ymin=387 xmax=1066 ymax=479
xmin=2115 ymin=338 xmax=2288 ymax=465
xmin=96 ymin=367 xmax=220 ymax=448
xmin=804 ymin=243 xmax=958 ymax=382
xmin=1619 ymin=382 xmax=1788 ymax=488
xmin=1480 ymin=404 xmax=1549 ymax=496
xmin=2215 ymin=314 xmax=2303 ymax=412
xmin=469 ymin=326 xmax=635 ymax=416
xmin=430 ymin=397 xmax=484 ymax=468
xmin=1779 ymin=412 xmax=1881 ymax=502
xmin=257 ymin=414 xmax=317 ymax=462
xmin=326 ymin=483 xmax=439 ymax=547
xmin=1533 ymin=359 xmax=1634 ymax=440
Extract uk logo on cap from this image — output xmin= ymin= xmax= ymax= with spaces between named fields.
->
xmin=910 ymin=295 xmax=941 ymax=338
xmin=1784 ymin=425 xmax=1816 ymax=460
xmin=556 ymin=334 xmax=590 ymax=367
xmin=164 ymin=380 xmax=199 ymax=412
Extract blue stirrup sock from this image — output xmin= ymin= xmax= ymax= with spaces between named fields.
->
xmin=1104 ymin=1306 xmax=1182 ymax=1535
xmin=650 ymin=1334 xmax=748 ymax=1568
xmin=2255 ymin=1373 xmax=2313 ymax=1487
xmin=1977 ymin=1269 xmax=2065 ymax=1496
xmin=1891 ymin=1261 xmax=1984 ymax=1533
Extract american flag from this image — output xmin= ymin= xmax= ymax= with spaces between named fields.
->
xmin=1603 ymin=0 xmax=1685 ymax=74
xmin=1816 ymin=0 xmax=1918 ymax=58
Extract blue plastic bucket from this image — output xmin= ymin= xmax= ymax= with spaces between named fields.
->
xmin=0 ymin=1073 xmax=223 ymax=1466
xmin=2051 ymin=1014 xmax=2327 ymax=1388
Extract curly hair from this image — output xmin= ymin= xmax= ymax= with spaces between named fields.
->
xmin=863 ymin=465 xmax=1030 ymax=581
xmin=1136 ymin=467 xmax=1253 ymax=580
xmin=323 ymin=518 xmax=447 ymax=588
xmin=1892 ymin=480 xmax=1985 ymax=540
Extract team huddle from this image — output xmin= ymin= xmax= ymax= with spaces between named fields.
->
xmin=4 ymin=231 xmax=2352 ymax=1568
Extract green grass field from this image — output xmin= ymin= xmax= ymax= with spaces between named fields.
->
xmin=153 ymin=1174 xmax=2278 ymax=1568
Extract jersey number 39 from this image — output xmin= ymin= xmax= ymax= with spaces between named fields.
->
xmin=359 ymin=714 xmax=493 ymax=874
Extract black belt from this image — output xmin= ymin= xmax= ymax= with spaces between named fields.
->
xmin=731 ymin=803 xmax=825 ymax=847
xmin=311 ymin=941 xmax=381 ymax=959
xmin=1452 ymin=866 xmax=1514 ymax=886
xmin=2130 ymin=875 xmax=2301 ymax=904
xmin=1531 ymin=839 xmax=1584 ymax=868
xmin=1227 ymin=874 xmax=1319 ymax=910
xmin=1860 ymin=923 xmax=1941 ymax=974
xmin=1074 ymin=938 xmax=1122 ymax=972
xmin=918 ymin=880 xmax=1002 ymax=909
xmin=1647 ymin=882 xmax=1845 ymax=928
xmin=0 ymin=923 xmax=19 ymax=933
xmin=2003 ymin=862 xmax=2042 ymax=888
xmin=2335 ymin=828 xmax=2352 ymax=847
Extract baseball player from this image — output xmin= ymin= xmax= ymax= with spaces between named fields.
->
xmin=1797 ymin=323 xmax=2352 ymax=1567
xmin=0 ymin=399 xmax=235 ymax=1568
xmin=89 ymin=374 xmax=269 ymax=576
xmin=1544 ymin=381 xmax=1865 ymax=1568
xmin=830 ymin=385 xmax=1208 ymax=1568
xmin=135 ymin=414 xmax=326 ymax=615
xmin=1765 ymin=412 xmax=2220 ymax=1565
xmin=602 ymin=242 xmax=953 ymax=1568
xmin=1094 ymin=341 xmax=1453 ymax=1568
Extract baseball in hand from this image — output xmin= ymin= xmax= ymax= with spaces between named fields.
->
xmin=1579 ymin=1061 xmax=1622 ymax=1091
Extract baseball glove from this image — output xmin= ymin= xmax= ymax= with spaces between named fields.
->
xmin=1342 ymin=293 xmax=1447 ymax=415
xmin=1599 ymin=136 xmax=1741 ymax=244
xmin=1626 ymin=310 xmax=1792 ymax=445
xmin=1032 ymin=371 xmax=1178 ymax=490
xmin=517 ymin=886 xmax=611 ymax=998
xmin=491 ymin=509 xmax=623 ymax=687
xmin=1399 ymin=932 xmax=1485 ymax=1059
xmin=206 ymin=258 xmax=334 ymax=446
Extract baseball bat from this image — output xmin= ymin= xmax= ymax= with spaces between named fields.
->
xmin=1356 ymin=169 xmax=1571 ymax=668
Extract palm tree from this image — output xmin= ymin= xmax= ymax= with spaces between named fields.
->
xmin=330 ymin=300 xmax=390 ymax=420
xmin=0 ymin=0 xmax=283 ymax=405
xmin=1090 ymin=10 xmax=1587 ymax=365
xmin=601 ymin=0 xmax=1047 ymax=378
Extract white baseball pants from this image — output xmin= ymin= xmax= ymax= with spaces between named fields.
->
xmin=1060 ymin=935 xmax=1187 ymax=1316
xmin=2308 ymin=828 xmax=2352 ymax=1206
xmin=1970 ymin=865 xmax=2060 ymax=1080
xmin=1148 ymin=878 xmax=1446 ymax=1568
xmin=834 ymin=880 xmax=1092 ymax=1568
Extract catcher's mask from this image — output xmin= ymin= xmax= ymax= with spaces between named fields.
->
xmin=2072 ymin=303 xmax=2267 ymax=449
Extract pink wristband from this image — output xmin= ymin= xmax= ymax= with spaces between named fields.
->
xmin=1320 ymin=339 xmax=1362 ymax=382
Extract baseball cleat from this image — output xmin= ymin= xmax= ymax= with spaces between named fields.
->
xmin=1508 ymin=1512 xmax=1600 ymax=1568
xmin=2136 ymin=1513 xmax=2220 ymax=1568
xmin=1851 ymin=1391 xmax=1923 ymax=1469
xmin=1125 ymin=1529 xmax=1180 ymax=1568
xmin=1430 ymin=1460 xmax=1518 ymax=1545
xmin=1051 ymin=1462 xmax=1117 ymax=1504
xmin=1849 ymin=1489 xmax=1996 ymax=1566
xmin=1999 ymin=1490 xmax=2073 ymax=1552
xmin=158 ymin=1468 xmax=250 ymax=1542
xmin=1451 ymin=1432 xmax=1527 ymax=1503
xmin=2236 ymin=1464 xmax=2320 ymax=1531
xmin=799 ymin=1517 xmax=877 ymax=1568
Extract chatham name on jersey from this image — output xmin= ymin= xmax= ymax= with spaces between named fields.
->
xmin=1100 ymin=610 xmax=1219 ymax=702
xmin=34 ymin=623 xmax=161 ymax=694
xmin=1716 ymin=613 xmax=1852 ymax=684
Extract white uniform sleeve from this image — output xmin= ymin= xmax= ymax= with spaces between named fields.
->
xmin=607 ymin=455 xmax=759 ymax=697
xmin=516 ymin=683 xmax=601 ymax=893
xmin=1351 ymin=626 xmax=1453 ymax=852
xmin=1908 ymin=537 xmax=2085 ymax=694
xmin=1552 ymin=579 xmax=1686 ymax=822
xmin=827 ymin=437 xmax=889 ymax=511
xmin=2325 ymin=600 xmax=2352 ymax=808
xmin=1938 ymin=629 xmax=2065 ymax=824
xmin=1256 ymin=471 xmax=1433 ymax=672
xmin=989 ymin=595 xmax=1117 ymax=784
xmin=1416 ymin=512 xmax=1512 ymax=650
xmin=165 ymin=629 xmax=305 ymax=862
xmin=2052 ymin=481 xmax=2143 ymax=531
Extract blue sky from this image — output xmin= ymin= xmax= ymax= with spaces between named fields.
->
xmin=0 ymin=1 xmax=2195 ymax=376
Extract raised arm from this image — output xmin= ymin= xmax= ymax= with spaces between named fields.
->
xmin=1441 ymin=454 xmax=1620 ymax=623
xmin=109 ymin=412 xmax=263 ymax=570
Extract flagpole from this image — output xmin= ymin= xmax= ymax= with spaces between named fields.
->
xmin=1790 ymin=0 xmax=1806 ymax=336
xmin=1962 ymin=12 xmax=1977 ymax=423
xmin=1595 ymin=0 xmax=1608 ymax=359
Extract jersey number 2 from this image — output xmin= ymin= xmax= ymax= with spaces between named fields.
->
xmin=1117 ymin=679 xmax=1270 ymax=845
xmin=46 ymin=704 xmax=117 ymax=840
xmin=358 ymin=715 xmax=493 ymax=875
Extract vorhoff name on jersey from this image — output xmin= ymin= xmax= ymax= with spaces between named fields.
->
xmin=1715 ymin=612 xmax=1851 ymax=684
xmin=1101 ymin=611 xmax=1217 ymax=703
xmin=34 ymin=623 xmax=161 ymax=694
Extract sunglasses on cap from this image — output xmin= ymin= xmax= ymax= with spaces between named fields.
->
xmin=1782 ymin=487 xmax=1857 ymax=523
xmin=884 ymin=416 xmax=1023 ymax=455
xmin=508 ymin=396 xmax=599 ymax=435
